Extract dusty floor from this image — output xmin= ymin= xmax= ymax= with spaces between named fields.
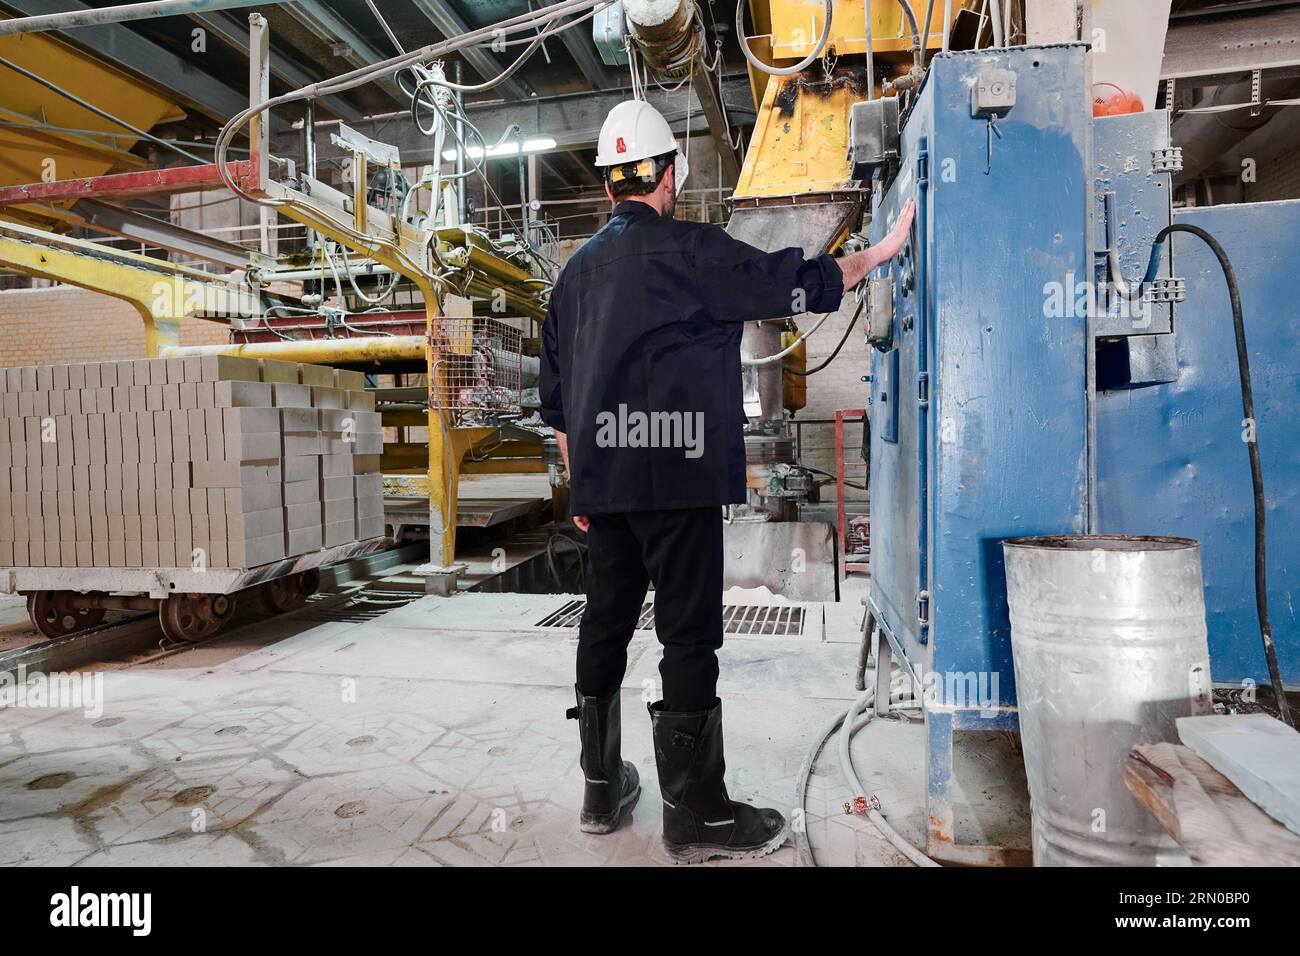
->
xmin=0 ymin=568 xmax=1031 ymax=867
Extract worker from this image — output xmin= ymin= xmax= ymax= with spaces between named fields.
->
xmin=541 ymin=100 xmax=915 ymax=863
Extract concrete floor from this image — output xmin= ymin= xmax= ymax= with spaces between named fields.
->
xmin=0 ymin=571 xmax=1031 ymax=867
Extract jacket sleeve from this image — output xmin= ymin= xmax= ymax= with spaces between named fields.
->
xmin=691 ymin=224 xmax=846 ymax=322
xmin=538 ymin=289 xmax=566 ymax=433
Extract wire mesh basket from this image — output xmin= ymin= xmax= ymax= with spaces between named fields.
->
xmin=429 ymin=317 xmax=525 ymax=412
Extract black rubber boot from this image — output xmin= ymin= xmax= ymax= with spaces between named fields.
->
xmin=567 ymin=686 xmax=641 ymax=834
xmin=648 ymin=698 xmax=789 ymax=864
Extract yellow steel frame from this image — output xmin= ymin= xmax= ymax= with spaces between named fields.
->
xmin=247 ymin=169 xmax=546 ymax=567
xmin=0 ymin=12 xmax=549 ymax=572
xmin=0 ymin=219 xmax=253 ymax=354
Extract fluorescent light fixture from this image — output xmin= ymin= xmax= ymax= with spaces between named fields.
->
xmin=442 ymin=137 xmax=557 ymax=162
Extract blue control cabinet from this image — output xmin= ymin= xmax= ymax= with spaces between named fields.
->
xmin=867 ymin=45 xmax=1092 ymax=861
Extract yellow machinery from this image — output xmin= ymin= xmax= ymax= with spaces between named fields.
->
xmin=0 ymin=13 xmax=184 ymax=232
xmin=0 ymin=13 xmax=551 ymax=574
xmin=737 ymin=0 xmax=968 ymax=202
xmin=206 ymin=15 xmax=551 ymax=570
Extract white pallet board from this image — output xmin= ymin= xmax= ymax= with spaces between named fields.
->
xmin=1178 ymin=713 xmax=1300 ymax=837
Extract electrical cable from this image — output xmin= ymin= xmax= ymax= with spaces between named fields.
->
xmin=1140 ymin=224 xmax=1294 ymax=729
xmin=742 ymin=311 xmax=833 ymax=366
xmin=786 ymin=295 xmax=866 ymax=376
xmin=547 ymin=533 xmax=587 ymax=592
xmin=213 ymin=0 xmax=608 ymax=204
xmin=736 ymin=0 xmax=833 ymax=77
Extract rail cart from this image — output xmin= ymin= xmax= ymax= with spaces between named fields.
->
xmin=0 ymin=538 xmax=388 ymax=643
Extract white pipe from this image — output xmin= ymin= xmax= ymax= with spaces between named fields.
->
xmin=865 ymin=0 xmax=875 ymax=101
xmin=989 ymin=0 xmax=1005 ymax=47
xmin=793 ymin=682 xmax=939 ymax=868
xmin=0 ymin=0 xmax=296 ymax=37
xmin=942 ymin=0 xmax=952 ymax=51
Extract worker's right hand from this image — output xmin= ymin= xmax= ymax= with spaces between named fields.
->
xmin=573 ymin=515 xmax=590 ymax=533
xmin=838 ymin=198 xmax=916 ymax=289
xmin=873 ymin=198 xmax=916 ymax=264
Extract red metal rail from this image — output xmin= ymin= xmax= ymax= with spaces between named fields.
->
xmin=0 ymin=161 xmax=256 ymax=208
xmin=836 ymin=408 xmax=870 ymax=579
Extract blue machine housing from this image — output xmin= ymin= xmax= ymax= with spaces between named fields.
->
xmin=865 ymin=45 xmax=1298 ymax=861
xmin=866 ymin=45 xmax=1091 ymax=860
xmin=1097 ymin=200 xmax=1300 ymax=686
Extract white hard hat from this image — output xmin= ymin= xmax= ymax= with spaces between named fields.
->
xmin=596 ymin=100 xmax=678 ymax=166
xmin=595 ymin=99 xmax=690 ymax=193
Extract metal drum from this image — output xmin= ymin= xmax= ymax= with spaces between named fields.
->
xmin=1002 ymin=535 xmax=1214 ymax=866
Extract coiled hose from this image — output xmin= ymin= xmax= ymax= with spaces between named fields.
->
xmin=736 ymin=0 xmax=832 ymax=77
xmin=794 ymin=680 xmax=939 ymax=867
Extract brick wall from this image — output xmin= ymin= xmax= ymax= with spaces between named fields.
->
xmin=0 ymin=286 xmax=229 ymax=366
xmin=791 ymin=293 xmax=871 ymax=504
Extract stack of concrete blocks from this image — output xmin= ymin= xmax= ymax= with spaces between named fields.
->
xmin=0 ymin=356 xmax=385 ymax=570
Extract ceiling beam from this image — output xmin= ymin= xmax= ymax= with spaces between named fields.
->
xmin=277 ymin=0 xmax=405 ymax=105
xmin=539 ymin=0 xmax=616 ymax=90
xmin=1163 ymin=7 xmax=1300 ymax=81
xmin=409 ymin=0 xmax=533 ymax=100
xmin=189 ymin=9 xmax=362 ymax=122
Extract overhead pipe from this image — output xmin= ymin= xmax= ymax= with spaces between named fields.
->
xmin=625 ymin=0 xmax=700 ymax=77
xmin=0 ymin=0 xmax=300 ymax=36
xmin=1171 ymin=77 xmax=1300 ymax=186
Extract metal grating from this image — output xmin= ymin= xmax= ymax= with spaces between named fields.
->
xmin=535 ymin=602 xmax=805 ymax=637
xmin=430 ymin=317 xmax=525 ymax=412
xmin=291 ymin=587 xmax=423 ymax=624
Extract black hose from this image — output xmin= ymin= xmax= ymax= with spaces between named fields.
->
xmin=787 ymin=295 xmax=867 ymax=377
xmin=1143 ymin=224 xmax=1293 ymax=728
xmin=894 ymin=0 xmax=924 ymax=73
xmin=547 ymin=533 xmax=587 ymax=592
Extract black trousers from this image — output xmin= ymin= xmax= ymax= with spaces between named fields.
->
xmin=576 ymin=507 xmax=723 ymax=712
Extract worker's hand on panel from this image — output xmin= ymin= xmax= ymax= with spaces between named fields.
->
xmin=836 ymin=198 xmax=916 ymax=290
xmin=874 ymin=198 xmax=916 ymax=265
xmin=573 ymin=515 xmax=590 ymax=533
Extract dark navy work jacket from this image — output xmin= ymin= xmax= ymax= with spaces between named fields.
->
xmin=539 ymin=201 xmax=844 ymax=515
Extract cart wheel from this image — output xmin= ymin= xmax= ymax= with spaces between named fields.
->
xmin=26 ymin=591 xmax=107 ymax=640
xmin=259 ymin=570 xmax=318 ymax=614
xmin=159 ymin=593 xmax=234 ymax=643
xmin=300 ymin=568 xmax=321 ymax=597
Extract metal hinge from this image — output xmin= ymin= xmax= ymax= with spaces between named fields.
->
xmin=1152 ymin=146 xmax=1183 ymax=175
xmin=917 ymin=590 xmax=930 ymax=627
xmin=1145 ymin=277 xmax=1186 ymax=303
xmin=917 ymin=372 xmax=930 ymax=407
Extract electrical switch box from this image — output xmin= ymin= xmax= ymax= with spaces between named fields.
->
xmin=971 ymin=67 xmax=1017 ymax=118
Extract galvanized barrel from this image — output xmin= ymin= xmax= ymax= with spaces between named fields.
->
xmin=1002 ymin=535 xmax=1213 ymax=866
